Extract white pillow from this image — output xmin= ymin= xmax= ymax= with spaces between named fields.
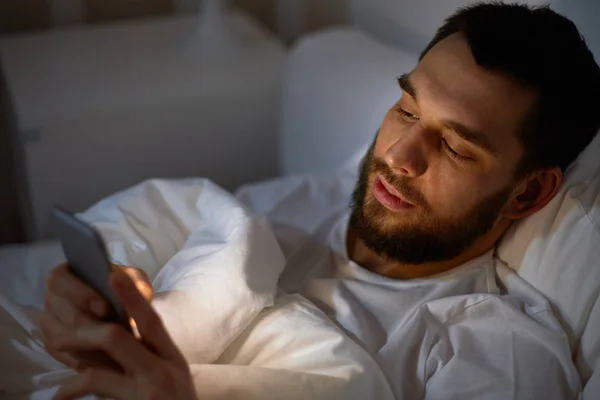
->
xmin=279 ymin=28 xmax=418 ymax=175
xmin=281 ymin=27 xmax=600 ymax=387
xmin=497 ymin=132 xmax=600 ymax=384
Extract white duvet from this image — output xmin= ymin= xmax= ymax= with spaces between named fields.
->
xmin=0 ymin=178 xmax=393 ymax=399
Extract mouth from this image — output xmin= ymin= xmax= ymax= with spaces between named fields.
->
xmin=372 ymin=174 xmax=415 ymax=211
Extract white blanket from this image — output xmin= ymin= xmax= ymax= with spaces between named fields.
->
xmin=0 ymin=178 xmax=393 ymax=399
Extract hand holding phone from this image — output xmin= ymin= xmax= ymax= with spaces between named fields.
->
xmin=52 ymin=207 xmax=132 ymax=330
xmin=42 ymin=207 xmax=153 ymax=371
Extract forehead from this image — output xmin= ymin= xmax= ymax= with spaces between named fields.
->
xmin=410 ymin=33 xmax=536 ymax=160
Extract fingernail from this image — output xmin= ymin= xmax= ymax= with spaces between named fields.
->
xmin=90 ymin=300 xmax=106 ymax=317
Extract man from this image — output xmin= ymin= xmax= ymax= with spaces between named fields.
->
xmin=42 ymin=2 xmax=600 ymax=399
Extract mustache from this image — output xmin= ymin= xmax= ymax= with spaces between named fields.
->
xmin=369 ymin=157 xmax=428 ymax=207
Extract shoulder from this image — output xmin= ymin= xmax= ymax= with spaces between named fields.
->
xmin=420 ymin=294 xmax=581 ymax=400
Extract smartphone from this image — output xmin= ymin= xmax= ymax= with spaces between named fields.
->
xmin=52 ymin=206 xmax=131 ymax=331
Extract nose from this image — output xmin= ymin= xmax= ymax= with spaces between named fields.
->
xmin=384 ymin=125 xmax=429 ymax=177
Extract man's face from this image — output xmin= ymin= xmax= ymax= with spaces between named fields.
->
xmin=350 ymin=33 xmax=536 ymax=264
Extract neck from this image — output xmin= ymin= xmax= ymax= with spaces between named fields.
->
xmin=346 ymin=219 xmax=511 ymax=279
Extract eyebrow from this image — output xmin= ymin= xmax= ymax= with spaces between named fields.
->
xmin=397 ymin=74 xmax=417 ymax=101
xmin=397 ymin=73 xmax=498 ymax=156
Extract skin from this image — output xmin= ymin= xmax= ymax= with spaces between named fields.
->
xmin=347 ymin=33 xmax=562 ymax=278
xmin=42 ymin=264 xmax=153 ymax=372
xmin=43 ymin=267 xmax=197 ymax=400
xmin=42 ymin=33 xmax=563 ymax=398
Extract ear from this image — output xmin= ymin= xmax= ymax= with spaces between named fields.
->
xmin=502 ymin=167 xmax=562 ymax=220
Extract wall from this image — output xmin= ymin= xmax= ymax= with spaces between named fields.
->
xmin=0 ymin=0 xmax=347 ymax=242
xmin=0 ymin=0 xmax=348 ymax=37
xmin=1 ymin=0 xmax=595 ymax=69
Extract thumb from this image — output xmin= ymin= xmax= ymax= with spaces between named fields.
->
xmin=112 ymin=265 xmax=153 ymax=301
xmin=109 ymin=271 xmax=186 ymax=364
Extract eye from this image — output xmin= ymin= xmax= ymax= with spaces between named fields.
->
xmin=441 ymin=139 xmax=472 ymax=162
xmin=395 ymin=106 xmax=420 ymax=123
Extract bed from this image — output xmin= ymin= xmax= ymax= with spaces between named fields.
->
xmin=1 ymin=2 xmax=600 ymax=399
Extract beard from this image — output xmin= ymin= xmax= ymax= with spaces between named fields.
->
xmin=349 ymin=141 xmax=513 ymax=265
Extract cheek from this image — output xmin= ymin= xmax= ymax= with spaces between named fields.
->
xmin=424 ymin=170 xmax=507 ymax=217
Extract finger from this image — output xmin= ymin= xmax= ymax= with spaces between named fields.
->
xmin=40 ymin=312 xmax=80 ymax=370
xmin=40 ymin=312 xmax=122 ymax=373
xmin=46 ymin=264 xmax=108 ymax=318
xmin=40 ymin=310 xmax=67 ymax=343
xmin=44 ymin=291 xmax=96 ymax=328
xmin=52 ymin=368 xmax=134 ymax=400
xmin=53 ymin=323 xmax=159 ymax=374
xmin=110 ymin=271 xmax=186 ymax=364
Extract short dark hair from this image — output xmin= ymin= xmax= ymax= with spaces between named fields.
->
xmin=421 ymin=2 xmax=600 ymax=174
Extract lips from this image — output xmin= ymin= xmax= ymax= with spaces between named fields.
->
xmin=372 ymin=175 xmax=415 ymax=211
